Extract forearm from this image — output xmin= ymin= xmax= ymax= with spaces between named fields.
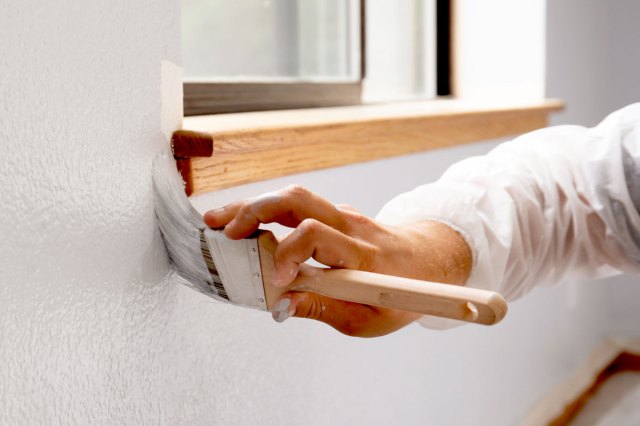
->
xmin=378 ymin=104 xmax=640 ymax=302
xmin=391 ymin=220 xmax=472 ymax=286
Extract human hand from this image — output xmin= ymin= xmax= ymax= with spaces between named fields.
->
xmin=204 ymin=185 xmax=472 ymax=337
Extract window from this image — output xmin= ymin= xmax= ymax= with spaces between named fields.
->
xmin=178 ymin=0 xmax=558 ymax=195
xmin=182 ymin=0 xmax=446 ymax=115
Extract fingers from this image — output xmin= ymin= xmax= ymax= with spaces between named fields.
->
xmin=273 ymin=219 xmax=378 ymax=287
xmin=203 ymin=202 xmax=243 ymax=229
xmin=272 ymin=292 xmax=420 ymax=337
xmin=204 ymin=185 xmax=347 ymax=239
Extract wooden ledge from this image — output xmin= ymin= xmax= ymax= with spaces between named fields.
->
xmin=523 ymin=338 xmax=640 ymax=426
xmin=182 ymin=99 xmax=564 ymax=195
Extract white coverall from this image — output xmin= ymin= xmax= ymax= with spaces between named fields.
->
xmin=377 ymin=104 xmax=640 ymax=328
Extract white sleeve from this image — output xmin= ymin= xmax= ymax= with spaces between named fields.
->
xmin=376 ymin=104 xmax=640 ymax=327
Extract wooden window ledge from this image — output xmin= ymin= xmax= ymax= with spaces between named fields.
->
xmin=181 ymin=99 xmax=564 ymax=195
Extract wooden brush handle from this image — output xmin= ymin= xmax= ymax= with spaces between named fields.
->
xmin=257 ymin=231 xmax=507 ymax=325
xmin=292 ymin=267 xmax=507 ymax=325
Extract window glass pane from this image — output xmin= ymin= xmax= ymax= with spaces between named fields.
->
xmin=364 ymin=0 xmax=437 ymax=102
xmin=182 ymin=0 xmax=360 ymax=82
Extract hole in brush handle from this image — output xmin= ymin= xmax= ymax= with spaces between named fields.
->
xmin=465 ymin=302 xmax=479 ymax=322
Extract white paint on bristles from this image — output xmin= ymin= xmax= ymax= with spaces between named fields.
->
xmin=153 ymin=152 xmax=268 ymax=309
xmin=152 ymin=152 xmax=213 ymax=294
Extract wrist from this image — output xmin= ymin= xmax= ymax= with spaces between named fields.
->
xmin=395 ymin=220 xmax=473 ymax=285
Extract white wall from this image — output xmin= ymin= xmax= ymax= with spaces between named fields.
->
xmin=609 ymin=1 xmax=640 ymax=113
xmin=547 ymin=0 xmax=640 ymax=126
xmin=0 ymin=0 xmax=185 ymax=423
xmin=546 ymin=0 xmax=613 ymax=126
xmin=1 ymin=0 xmax=638 ymax=425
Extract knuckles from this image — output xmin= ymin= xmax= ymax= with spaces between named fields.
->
xmin=342 ymin=209 xmax=376 ymax=233
xmin=232 ymin=202 xmax=256 ymax=225
xmin=297 ymin=218 xmax=321 ymax=237
xmin=295 ymin=294 xmax=325 ymax=321
xmin=296 ymin=296 xmax=371 ymax=337
xmin=282 ymin=184 xmax=311 ymax=201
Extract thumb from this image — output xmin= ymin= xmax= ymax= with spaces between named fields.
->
xmin=272 ymin=291 xmax=398 ymax=337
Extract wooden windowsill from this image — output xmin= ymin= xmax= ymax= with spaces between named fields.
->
xmin=182 ymin=99 xmax=564 ymax=195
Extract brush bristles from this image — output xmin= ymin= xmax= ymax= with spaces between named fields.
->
xmin=152 ymin=151 xmax=226 ymax=302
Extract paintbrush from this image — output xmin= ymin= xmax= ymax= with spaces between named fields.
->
xmin=152 ymin=150 xmax=508 ymax=325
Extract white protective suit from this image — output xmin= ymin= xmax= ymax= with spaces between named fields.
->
xmin=377 ymin=103 xmax=640 ymax=328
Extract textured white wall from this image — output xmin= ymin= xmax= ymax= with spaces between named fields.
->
xmin=1 ymin=0 xmax=638 ymax=425
xmin=0 ymin=0 xmax=185 ymax=423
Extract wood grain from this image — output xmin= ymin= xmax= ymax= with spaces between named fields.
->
xmin=184 ymin=99 xmax=564 ymax=194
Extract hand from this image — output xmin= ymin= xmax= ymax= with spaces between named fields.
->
xmin=204 ymin=185 xmax=472 ymax=337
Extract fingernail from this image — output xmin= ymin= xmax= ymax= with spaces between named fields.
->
xmin=271 ymin=298 xmax=295 ymax=323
